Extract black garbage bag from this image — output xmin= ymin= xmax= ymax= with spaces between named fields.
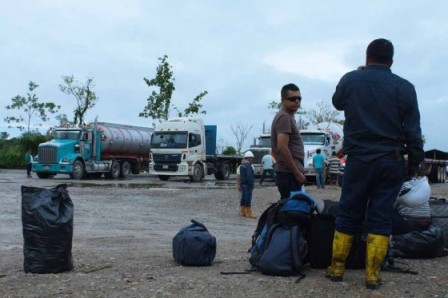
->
xmin=21 ymin=184 xmax=74 ymax=273
xmin=390 ymin=225 xmax=448 ymax=259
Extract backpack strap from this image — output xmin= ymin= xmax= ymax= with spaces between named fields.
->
xmin=290 ymin=226 xmax=306 ymax=281
xmin=251 ymin=199 xmax=288 ymax=245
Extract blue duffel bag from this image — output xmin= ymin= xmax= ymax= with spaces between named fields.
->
xmin=173 ymin=220 xmax=216 ymax=266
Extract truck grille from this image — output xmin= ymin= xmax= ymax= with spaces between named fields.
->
xmin=152 ymin=153 xmax=182 ymax=163
xmin=152 ymin=153 xmax=181 ymax=172
xmin=154 ymin=164 xmax=179 ymax=172
xmin=38 ymin=146 xmax=57 ymax=163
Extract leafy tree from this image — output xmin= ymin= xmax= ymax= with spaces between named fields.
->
xmin=55 ymin=113 xmax=71 ymax=126
xmin=267 ymin=100 xmax=309 ymax=129
xmin=222 ymin=146 xmax=237 ymax=155
xmin=19 ymin=132 xmax=47 ymax=153
xmin=176 ymin=91 xmax=208 ymax=117
xmin=59 ymin=75 xmax=98 ymax=126
xmin=230 ymin=123 xmax=253 ymax=155
xmin=305 ymin=100 xmax=340 ymax=126
xmin=139 ymin=55 xmax=207 ymax=122
xmin=1 ymin=132 xmax=9 ymax=140
xmin=4 ymin=81 xmax=60 ymax=133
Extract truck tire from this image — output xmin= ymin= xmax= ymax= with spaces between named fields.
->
xmin=120 ymin=161 xmax=132 ymax=178
xmin=190 ymin=163 xmax=204 ymax=182
xmin=105 ymin=161 xmax=121 ymax=179
xmin=215 ymin=163 xmax=230 ymax=180
xmin=158 ymin=175 xmax=170 ymax=181
xmin=70 ymin=160 xmax=85 ymax=180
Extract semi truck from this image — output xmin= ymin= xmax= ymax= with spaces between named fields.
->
xmin=149 ymin=118 xmax=242 ymax=182
xmin=300 ymin=122 xmax=344 ymax=179
xmin=33 ymin=122 xmax=153 ymax=179
xmin=421 ymin=149 xmax=447 ymax=184
xmin=249 ymin=133 xmax=272 ymax=177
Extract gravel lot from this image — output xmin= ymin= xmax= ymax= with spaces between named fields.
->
xmin=1 ymin=169 xmax=447 ymax=298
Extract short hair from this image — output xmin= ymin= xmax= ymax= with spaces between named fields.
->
xmin=316 ymin=149 xmax=321 ymax=154
xmin=366 ymin=38 xmax=394 ymax=64
xmin=281 ymin=83 xmax=300 ymax=98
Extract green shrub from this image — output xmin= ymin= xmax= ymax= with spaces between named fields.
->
xmin=0 ymin=151 xmax=23 ymax=169
xmin=222 ymin=146 xmax=237 ymax=155
xmin=0 ymin=132 xmax=46 ymax=169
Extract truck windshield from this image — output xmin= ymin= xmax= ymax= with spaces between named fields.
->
xmin=151 ymin=132 xmax=188 ymax=148
xmin=301 ymin=133 xmax=326 ymax=145
xmin=259 ymin=136 xmax=271 ymax=147
xmin=54 ymin=130 xmax=82 ymax=140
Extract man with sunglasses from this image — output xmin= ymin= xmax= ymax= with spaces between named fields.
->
xmin=325 ymin=38 xmax=424 ymax=290
xmin=270 ymin=83 xmax=306 ymax=200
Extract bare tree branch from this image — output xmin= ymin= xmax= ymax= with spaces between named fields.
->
xmin=230 ymin=123 xmax=253 ymax=155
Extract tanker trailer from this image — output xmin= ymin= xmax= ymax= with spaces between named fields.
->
xmin=33 ymin=122 xmax=153 ymax=180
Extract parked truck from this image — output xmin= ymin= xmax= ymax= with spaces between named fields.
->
xmin=301 ymin=122 xmax=344 ymax=179
xmin=422 ymin=149 xmax=447 ymax=184
xmin=149 ymin=118 xmax=242 ymax=182
xmin=33 ymin=122 xmax=153 ymax=179
xmin=249 ymin=133 xmax=272 ymax=177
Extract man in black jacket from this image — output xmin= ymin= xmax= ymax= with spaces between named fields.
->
xmin=325 ymin=38 xmax=424 ymax=289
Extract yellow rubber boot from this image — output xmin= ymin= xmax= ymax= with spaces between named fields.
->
xmin=245 ymin=207 xmax=257 ymax=219
xmin=325 ymin=231 xmax=354 ymax=282
xmin=366 ymin=233 xmax=389 ymax=290
xmin=240 ymin=206 xmax=246 ymax=217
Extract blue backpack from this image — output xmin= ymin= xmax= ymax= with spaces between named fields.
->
xmin=249 ymin=191 xmax=318 ymax=278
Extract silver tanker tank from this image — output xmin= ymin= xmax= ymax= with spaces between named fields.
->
xmin=95 ymin=122 xmax=153 ymax=155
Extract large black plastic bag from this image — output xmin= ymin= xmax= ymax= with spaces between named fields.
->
xmin=173 ymin=220 xmax=216 ymax=266
xmin=21 ymin=184 xmax=74 ymax=273
xmin=390 ymin=225 xmax=448 ymax=259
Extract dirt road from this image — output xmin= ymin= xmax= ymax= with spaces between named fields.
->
xmin=1 ymin=169 xmax=447 ymax=297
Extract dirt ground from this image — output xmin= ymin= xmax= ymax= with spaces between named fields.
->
xmin=0 ymin=169 xmax=447 ymax=298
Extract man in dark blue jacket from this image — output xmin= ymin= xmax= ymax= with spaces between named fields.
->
xmin=237 ymin=151 xmax=256 ymax=218
xmin=325 ymin=38 xmax=424 ymax=289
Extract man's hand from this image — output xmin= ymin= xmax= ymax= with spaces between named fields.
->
xmin=294 ymin=171 xmax=306 ymax=184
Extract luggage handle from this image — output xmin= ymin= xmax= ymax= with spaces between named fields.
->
xmin=190 ymin=219 xmax=207 ymax=229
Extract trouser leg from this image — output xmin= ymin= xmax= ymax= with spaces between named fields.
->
xmin=275 ymin=171 xmax=302 ymax=200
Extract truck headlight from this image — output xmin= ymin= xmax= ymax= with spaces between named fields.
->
xmin=61 ymin=158 xmax=71 ymax=163
xmin=179 ymin=165 xmax=187 ymax=172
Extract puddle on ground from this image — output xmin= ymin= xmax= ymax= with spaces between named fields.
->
xmin=66 ymin=183 xmax=163 ymax=189
xmin=63 ymin=181 xmax=238 ymax=190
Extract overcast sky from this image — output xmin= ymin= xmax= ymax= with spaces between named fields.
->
xmin=1 ymin=1 xmax=447 ymax=152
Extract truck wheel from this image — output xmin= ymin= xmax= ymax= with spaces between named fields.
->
xmin=215 ymin=163 xmax=230 ymax=180
xmin=158 ymin=175 xmax=170 ymax=181
xmin=70 ymin=160 xmax=85 ymax=180
xmin=105 ymin=161 xmax=121 ymax=179
xmin=120 ymin=161 xmax=132 ymax=178
xmin=190 ymin=163 xmax=204 ymax=182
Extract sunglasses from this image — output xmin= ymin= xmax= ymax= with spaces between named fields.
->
xmin=285 ymin=96 xmax=302 ymax=102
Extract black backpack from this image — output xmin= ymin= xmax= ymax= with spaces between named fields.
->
xmin=173 ymin=220 xmax=216 ymax=266
xmin=249 ymin=191 xmax=317 ymax=278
